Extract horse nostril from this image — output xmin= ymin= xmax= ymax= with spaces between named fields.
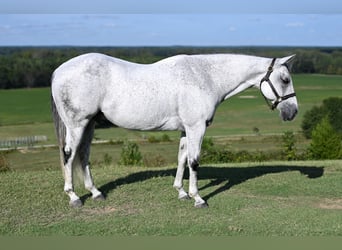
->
xmin=288 ymin=108 xmax=298 ymax=121
xmin=281 ymin=104 xmax=298 ymax=121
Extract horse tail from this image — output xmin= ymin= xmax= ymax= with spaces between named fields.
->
xmin=51 ymin=88 xmax=84 ymax=184
xmin=51 ymin=92 xmax=67 ymax=176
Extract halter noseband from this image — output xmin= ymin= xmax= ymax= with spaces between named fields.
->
xmin=260 ymin=58 xmax=296 ymax=110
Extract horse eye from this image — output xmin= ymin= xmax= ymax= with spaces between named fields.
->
xmin=281 ymin=76 xmax=290 ymax=84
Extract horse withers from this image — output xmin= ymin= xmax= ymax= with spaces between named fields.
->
xmin=51 ymin=53 xmax=298 ymax=208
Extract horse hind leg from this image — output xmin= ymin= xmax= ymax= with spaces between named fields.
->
xmin=78 ymin=119 xmax=104 ymax=202
xmin=63 ymin=126 xmax=86 ymax=207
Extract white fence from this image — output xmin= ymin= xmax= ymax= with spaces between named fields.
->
xmin=0 ymin=135 xmax=47 ymax=149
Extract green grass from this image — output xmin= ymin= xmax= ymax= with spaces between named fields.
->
xmin=0 ymin=88 xmax=51 ymax=126
xmin=4 ymin=132 xmax=308 ymax=172
xmin=5 ymin=142 xmax=179 ymax=172
xmin=1 ymin=74 xmax=342 ymax=236
xmin=1 ymin=160 xmax=342 ymax=236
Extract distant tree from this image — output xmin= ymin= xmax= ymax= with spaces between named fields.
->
xmin=302 ymin=97 xmax=342 ymax=139
xmin=1 ymin=47 xmax=342 ymax=89
xmin=323 ymin=97 xmax=342 ymax=135
xmin=302 ymin=106 xmax=325 ymax=139
xmin=308 ymin=117 xmax=342 ymax=160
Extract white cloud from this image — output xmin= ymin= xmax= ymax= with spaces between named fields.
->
xmin=103 ymin=23 xmax=118 ymax=28
xmin=228 ymin=26 xmax=237 ymax=32
xmin=285 ymin=22 xmax=305 ymax=27
xmin=0 ymin=24 xmax=11 ymax=31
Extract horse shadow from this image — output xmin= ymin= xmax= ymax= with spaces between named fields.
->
xmin=81 ymin=164 xmax=324 ymax=203
xmin=198 ymin=165 xmax=324 ymax=201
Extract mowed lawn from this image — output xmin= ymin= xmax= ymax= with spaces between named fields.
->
xmin=1 ymin=74 xmax=342 ymax=236
xmin=1 ymin=160 xmax=342 ymax=236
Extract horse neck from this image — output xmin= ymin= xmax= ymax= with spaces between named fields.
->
xmin=198 ymin=54 xmax=271 ymax=102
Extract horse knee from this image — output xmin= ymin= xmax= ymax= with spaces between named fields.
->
xmin=63 ymin=146 xmax=72 ymax=165
xmin=189 ymin=158 xmax=199 ymax=171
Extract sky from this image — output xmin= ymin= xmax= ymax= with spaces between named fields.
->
xmin=0 ymin=0 xmax=342 ymax=47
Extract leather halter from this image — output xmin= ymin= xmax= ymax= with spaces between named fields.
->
xmin=260 ymin=58 xmax=296 ymax=110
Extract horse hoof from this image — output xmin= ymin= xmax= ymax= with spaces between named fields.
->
xmin=70 ymin=199 xmax=83 ymax=208
xmin=179 ymin=193 xmax=191 ymax=201
xmin=93 ymin=194 xmax=106 ymax=201
xmin=194 ymin=201 xmax=209 ymax=208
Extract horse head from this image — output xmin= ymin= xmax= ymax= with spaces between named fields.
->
xmin=259 ymin=55 xmax=298 ymax=121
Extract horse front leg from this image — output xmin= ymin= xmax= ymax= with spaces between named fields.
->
xmin=173 ymin=132 xmax=190 ymax=200
xmin=185 ymin=122 xmax=208 ymax=208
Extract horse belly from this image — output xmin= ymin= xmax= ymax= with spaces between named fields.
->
xmin=109 ymin=113 xmax=183 ymax=131
xmin=102 ymin=98 xmax=183 ymax=131
xmin=155 ymin=116 xmax=184 ymax=131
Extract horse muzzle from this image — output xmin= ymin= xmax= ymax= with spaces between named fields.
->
xmin=279 ymin=102 xmax=298 ymax=121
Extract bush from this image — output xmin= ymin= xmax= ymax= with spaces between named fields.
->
xmin=200 ymin=137 xmax=272 ymax=164
xmin=147 ymin=135 xmax=159 ymax=143
xmin=160 ymin=134 xmax=171 ymax=142
xmin=323 ymin=97 xmax=342 ymax=135
xmin=302 ymin=106 xmax=325 ymax=139
xmin=0 ymin=153 xmax=10 ymax=172
xmin=308 ymin=117 xmax=342 ymax=160
xmin=281 ymin=131 xmax=297 ymax=161
xmin=103 ymin=153 xmax=113 ymax=166
xmin=147 ymin=133 xmax=172 ymax=143
xmin=118 ymin=141 xmax=142 ymax=166
xmin=201 ymin=137 xmax=232 ymax=164
xmin=302 ymin=97 xmax=342 ymax=139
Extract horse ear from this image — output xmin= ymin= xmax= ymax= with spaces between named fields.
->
xmin=279 ymin=54 xmax=296 ymax=71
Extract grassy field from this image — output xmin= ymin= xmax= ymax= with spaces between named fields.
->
xmin=1 ymin=74 xmax=342 ymax=236
xmin=1 ymin=73 xmax=342 ymax=172
xmin=1 ymin=160 xmax=342 ymax=236
xmin=0 ymin=88 xmax=51 ymax=126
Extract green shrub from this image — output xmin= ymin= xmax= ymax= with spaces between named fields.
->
xmin=302 ymin=97 xmax=342 ymax=139
xmin=147 ymin=135 xmax=159 ymax=143
xmin=302 ymin=105 xmax=325 ymax=139
xmin=234 ymin=150 xmax=253 ymax=163
xmin=147 ymin=133 xmax=172 ymax=143
xmin=323 ymin=97 xmax=342 ymax=135
xmin=201 ymin=137 xmax=214 ymax=151
xmin=281 ymin=131 xmax=297 ymax=161
xmin=0 ymin=153 xmax=10 ymax=172
xmin=201 ymin=137 xmax=231 ymax=164
xmin=118 ymin=141 xmax=142 ymax=166
xmin=160 ymin=134 xmax=171 ymax=142
xmin=200 ymin=137 xmax=272 ymax=164
xmin=308 ymin=117 xmax=342 ymax=160
xmin=103 ymin=153 xmax=113 ymax=166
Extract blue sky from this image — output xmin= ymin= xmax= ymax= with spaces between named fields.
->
xmin=1 ymin=1 xmax=342 ymax=46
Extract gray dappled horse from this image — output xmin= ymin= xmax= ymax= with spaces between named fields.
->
xmin=51 ymin=53 xmax=298 ymax=208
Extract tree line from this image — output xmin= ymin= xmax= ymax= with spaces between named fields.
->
xmin=0 ymin=46 xmax=341 ymax=89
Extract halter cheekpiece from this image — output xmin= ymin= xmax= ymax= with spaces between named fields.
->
xmin=260 ymin=58 xmax=296 ymax=110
